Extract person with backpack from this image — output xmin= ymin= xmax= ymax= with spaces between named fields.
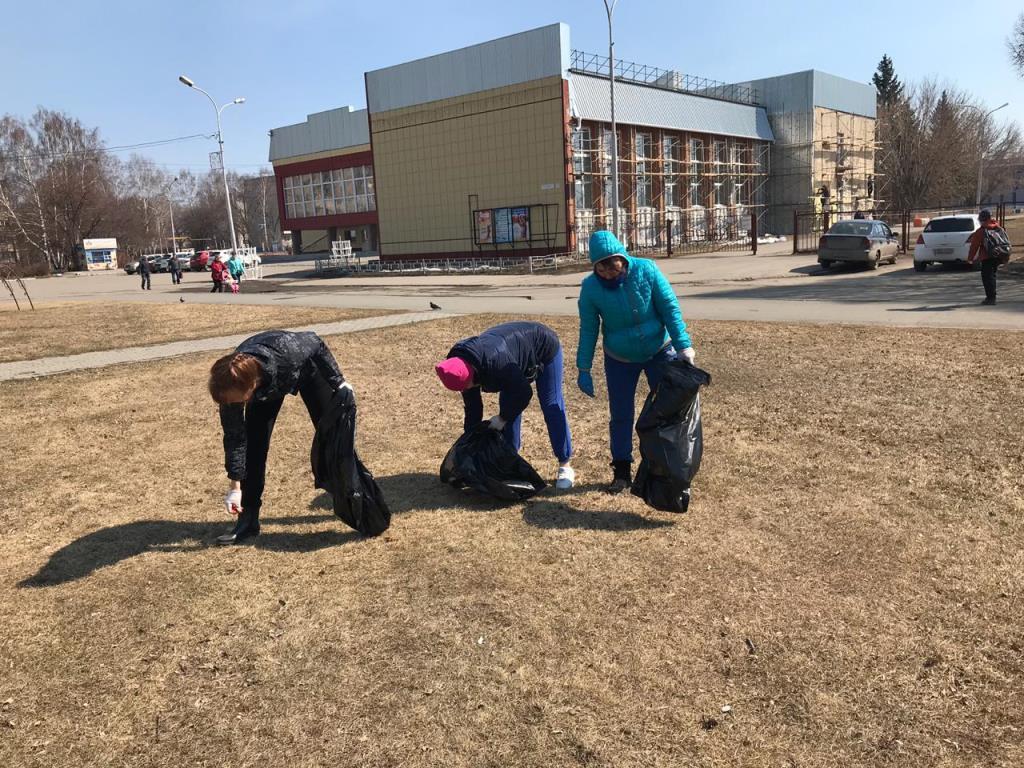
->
xmin=967 ymin=209 xmax=1012 ymax=305
xmin=210 ymin=253 xmax=228 ymax=293
xmin=434 ymin=321 xmax=575 ymax=490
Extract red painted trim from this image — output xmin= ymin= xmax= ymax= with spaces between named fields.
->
xmin=273 ymin=150 xmax=373 ymax=175
xmin=283 ymin=211 xmax=378 ymax=229
xmin=274 ymin=150 xmax=378 ymax=231
xmin=364 ymin=70 xmax=383 ymax=258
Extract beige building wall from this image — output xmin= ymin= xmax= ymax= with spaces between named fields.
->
xmin=370 ymin=75 xmax=568 ymax=258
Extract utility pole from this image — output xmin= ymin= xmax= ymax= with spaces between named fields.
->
xmin=603 ymin=0 xmax=621 ymax=239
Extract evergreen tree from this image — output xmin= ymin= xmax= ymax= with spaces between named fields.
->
xmin=872 ymin=55 xmax=904 ymax=106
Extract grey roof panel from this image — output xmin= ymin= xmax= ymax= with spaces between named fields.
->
xmin=268 ymin=107 xmax=369 ymax=162
xmin=732 ymin=70 xmax=875 ymax=118
xmin=569 ymin=73 xmax=774 ymax=142
xmin=366 ymin=23 xmax=569 ymax=113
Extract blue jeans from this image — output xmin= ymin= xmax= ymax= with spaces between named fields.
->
xmin=605 ymin=347 xmax=676 ymax=462
xmin=499 ymin=346 xmax=573 ymax=462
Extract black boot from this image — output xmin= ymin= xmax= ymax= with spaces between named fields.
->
xmin=216 ymin=509 xmax=260 ymax=545
xmin=606 ymin=460 xmax=632 ymax=493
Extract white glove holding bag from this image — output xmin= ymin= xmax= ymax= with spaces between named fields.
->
xmin=224 ymin=488 xmax=242 ymax=517
xmin=488 ymin=415 xmax=507 ymax=431
xmin=680 ymin=347 xmax=696 ymax=364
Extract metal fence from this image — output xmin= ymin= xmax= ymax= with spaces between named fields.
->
xmin=569 ymin=50 xmax=760 ymax=106
xmin=313 ymin=250 xmax=590 ymax=276
xmin=575 ymin=208 xmax=759 ymax=256
xmin=793 ymin=202 xmax=1010 ymax=254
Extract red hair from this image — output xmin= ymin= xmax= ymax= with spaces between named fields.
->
xmin=208 ymin=353 xmax=262 ymax=404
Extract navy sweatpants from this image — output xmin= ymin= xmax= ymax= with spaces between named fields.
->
xmin=499 ymin=346 xmax=573 ymax=462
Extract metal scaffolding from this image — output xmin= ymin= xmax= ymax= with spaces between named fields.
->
xmin=570 ymin=120 xmax=770 ymax=253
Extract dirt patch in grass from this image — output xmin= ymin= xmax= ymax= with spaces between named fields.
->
xmin=1 ymin=316 xmax=1022 ymax=767
xmin=0 ymin=302 xmax=396 ymax=362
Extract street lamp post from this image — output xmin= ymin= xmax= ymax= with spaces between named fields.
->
xmin=163 ymin=177 xmax=178 ymax=257
xmin=969 ymin=101 xmax=1009 ymax=207
xmin=603 ymin=0 xmax=620 ymax=239
xmin=179 ymin=75 xmax=245 ymax=254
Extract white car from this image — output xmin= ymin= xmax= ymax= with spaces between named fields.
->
xmin=913 ymin=215 xmax=979 ymax=272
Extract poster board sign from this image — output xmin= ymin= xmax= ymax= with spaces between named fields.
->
xmin=493 ymin=207 xmax=512 ymax=244
xmin=512 ymin=207 xmax=530 ymax=242
xmin=475 ymin=210 xmax=493 ymax=244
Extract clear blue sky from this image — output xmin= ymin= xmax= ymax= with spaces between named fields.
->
xmin=5 ymin=0 xmax=1022 ymax=173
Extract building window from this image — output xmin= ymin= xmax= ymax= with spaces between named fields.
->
xmin=689 ymin=138 xmax=705 ymax=208
xmin=282 ymin=165 xmax=376 ymax=219
xmin=635 ymin=132 xmax=654 ymax=208
xmin=663 ymin=136 xmax=681 ymax=208
xmin=572 ymin=126 xmax=594 ymax=210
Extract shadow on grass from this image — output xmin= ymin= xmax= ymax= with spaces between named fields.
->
xmin=18 ymin=513 xmax=361 ymax=588
xmin=522 ymin=499 xmax=674 ymax=531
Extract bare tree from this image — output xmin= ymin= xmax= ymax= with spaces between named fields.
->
xmin=1009 ymin=12 xmax=1024 ymax=77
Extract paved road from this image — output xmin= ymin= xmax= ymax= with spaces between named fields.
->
xmin=0 ymin=311 xmax=455 ymax=382
xmin=11 ymin=249 xmax=1024 ymax=331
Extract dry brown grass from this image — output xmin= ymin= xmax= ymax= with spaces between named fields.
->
xmin=1 ymin=315 xmax=1022 ymax=767
xmin=0 ymin=302 xmax=394 ymax=362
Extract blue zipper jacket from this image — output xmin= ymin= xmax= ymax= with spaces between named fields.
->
xmin=576 ymin=231 xmax=691 ymax=371
xmin=448 ymin=321 xmax=561 ymax=430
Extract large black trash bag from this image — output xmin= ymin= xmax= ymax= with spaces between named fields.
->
xmin=631 ymin=360 xmax=712 ymax=513
xmin=440 ymin=423 xmax=547 ymax=501
xmin=311 ymin=387 xmax=391 ymax=536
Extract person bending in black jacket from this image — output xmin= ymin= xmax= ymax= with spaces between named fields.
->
xmin=208 ymin=330 xmax=351 ymax=544
xmin=434 ymin=321 xmax=575 ymax=489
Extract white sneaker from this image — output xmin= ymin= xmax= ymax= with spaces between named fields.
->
xmin=555 ymin=465 xmax=575 ymax=490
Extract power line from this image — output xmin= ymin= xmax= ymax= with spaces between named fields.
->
xmin=2 ymin=133 xmax=215 ymax=161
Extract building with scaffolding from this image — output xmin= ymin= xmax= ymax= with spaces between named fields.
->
xmin=268 ymin=23 xmax=876 ymax=260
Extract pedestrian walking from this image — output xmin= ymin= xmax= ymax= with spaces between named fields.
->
xmin=168 ymin=252 xmax=182 ymax=285
xmin=208 ymin=330 xmax=354 ymax=544
xmin=138 ymin=255 xmax=151 ymax=290
xmin=576 ymin=230 xmax=696 ymax=492
xmin=210 ymin=253 xmax=227 ymax=293
xmin=227 ymin=252 xmax=245 ymax=293
xmin=967 ymin=209 xmax=1012 ymax=305
xmin=435 ymin=321 xmax=575 ymax=489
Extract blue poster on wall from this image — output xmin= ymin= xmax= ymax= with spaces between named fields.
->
xmin=493 ymin=207 xmax=512 ymax=244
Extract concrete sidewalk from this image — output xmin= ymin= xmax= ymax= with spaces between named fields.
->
xmin=0 ymin=310 xmax=456 ymax=382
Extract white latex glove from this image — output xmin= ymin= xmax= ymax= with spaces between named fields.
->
xmin=338 ymin=381 xmax=353 ymax=394
xmin=224 ymin=488 xmax=242 ymax=517
xmin=680 ymin=347 xmax=696 ymax=364
xmin=488 ymin=415 xmax=507 ymax=431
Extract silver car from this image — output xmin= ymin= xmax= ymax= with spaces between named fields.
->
xmin=818 ymin=220 xmax=901 ymax=270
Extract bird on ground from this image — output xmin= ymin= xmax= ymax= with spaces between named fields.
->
xmin=430 ymin=302 xmax=442 ymax=310
xmin=179 ymin=297 xmax=185 ymax=303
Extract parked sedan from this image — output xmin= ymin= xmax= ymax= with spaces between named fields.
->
xmin=912 ymin=215 xmax=979 ymax=272
xmin=818 ymin=220 xmax=901 ymax=270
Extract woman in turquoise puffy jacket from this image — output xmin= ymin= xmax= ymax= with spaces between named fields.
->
xmin=576 ymin=230 xmax=695 ymax=491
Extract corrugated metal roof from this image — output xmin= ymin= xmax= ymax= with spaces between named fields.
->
xmin=366 ymin=23 xmax=569 ymax=114
xmin=268 ymin=107 xmax=369 ymax=162
xmin=569 ymin=73 xmax=774 ymax=142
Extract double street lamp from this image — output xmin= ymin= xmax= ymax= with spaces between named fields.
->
xmin=968 ymin=101 xmax=1010 ymax=207
xmin=178 ymin=75 xmax=245 ymax=254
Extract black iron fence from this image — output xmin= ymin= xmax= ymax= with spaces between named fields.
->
xmin=575 ymin=208 xmax=761 ymax=257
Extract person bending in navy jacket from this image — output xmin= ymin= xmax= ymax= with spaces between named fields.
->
xmin=435 ymin=321 xmax=575 ymax=489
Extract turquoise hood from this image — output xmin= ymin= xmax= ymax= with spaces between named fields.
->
xmin=589 ymin=230 xmax=628 ymax=264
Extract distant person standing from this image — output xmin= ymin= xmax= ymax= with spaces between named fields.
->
xmin=138 ymin=255 xmax=151 ymax=291
xmin=227 ymin=252 xmax=245 ymax=291
xmin=967 ymin=209 xmax=1012 ymax=305
xmin=168 ymin=252 xmax=182 ymax=285
xmin=210 ymin=253 xmax=228 ymax=293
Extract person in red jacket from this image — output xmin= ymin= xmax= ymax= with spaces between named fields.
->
xmin=966 ymin=209 xmax=1009 ymax=305
xmin=210 ymin=253 xmax=228 ymax=293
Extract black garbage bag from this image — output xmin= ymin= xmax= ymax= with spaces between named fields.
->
xmin=311 ymin=387 xmax=391 ymax=536
xmin=631 ymin=360 xmax=712 ymax=513
xmin=440 ymin=423 xmax=547 ymax=501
